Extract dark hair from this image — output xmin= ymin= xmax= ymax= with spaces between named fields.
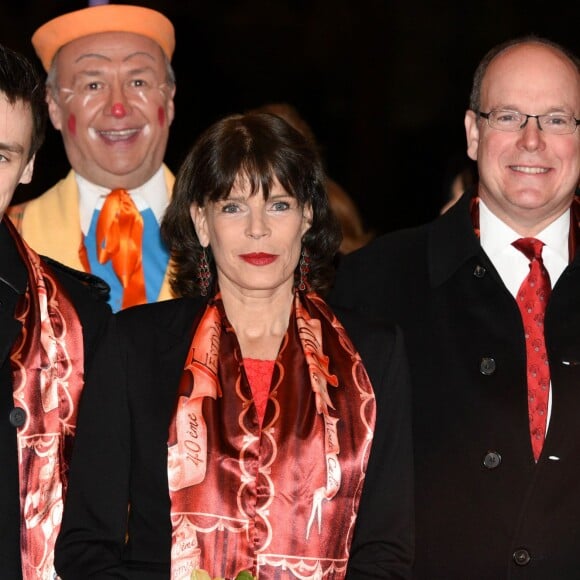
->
xmin=469 ymin=35 xmax=579 ymax=112
xmin=247 ymin=102 xmax=374 ymax=254
xmin=0 ymin=44 xmax=46 ymax=160
xmin=161 ymin=112 xmax=341 ymax=297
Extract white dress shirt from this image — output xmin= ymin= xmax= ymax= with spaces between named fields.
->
xmin=76 ymin=167 xmax=169 ymax=235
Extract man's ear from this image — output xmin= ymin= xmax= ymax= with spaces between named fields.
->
xmin=19 ymin=155 xmax=35 ymax=185
xmin=464 ymin=110 xmax=480 ymax=162
xmin=190 ymin=203 xmax=210 ymax=247
xmin=166 ymin=85 xmax=176 ymax=127
xmin=47 ymin=90 xmax=63 ymax=131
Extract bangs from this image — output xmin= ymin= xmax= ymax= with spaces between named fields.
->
xmin=206 ymin=147 xmax=305 ymax=205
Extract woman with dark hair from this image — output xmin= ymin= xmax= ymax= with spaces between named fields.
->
xmin=54 ymin=113 xmax=413 ymax=580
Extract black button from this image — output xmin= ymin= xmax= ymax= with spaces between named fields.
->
xmin=480 ymin=357 xmax=496 ymax=375
xmin=483 ymin=451 xmax=502 ymax=469
xmin=513 ymin=548 xmax=531 ymax=566
xmin=9 ymin=407 xmax=26 ymax=428
xmin=473 ymin=265 xmax=486 ymax=278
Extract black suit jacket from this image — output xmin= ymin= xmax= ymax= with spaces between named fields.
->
xmin=55 ymin=296 xmax=414 ymax=579
xmin=0 ymin=219 xmax=111 ymax=578
xmin=330 ymin=190 xmax=580 ymax=579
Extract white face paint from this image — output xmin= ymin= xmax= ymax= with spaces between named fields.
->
xmin=81 ymin=94 xmax=94 ymax=108
xmin=136 ymin=89 xmax=148 ymax=105
xmin=58 ymin=87 xmax=75 ymax=105
xmin=47 ymin=31 xmax=175 ymax=190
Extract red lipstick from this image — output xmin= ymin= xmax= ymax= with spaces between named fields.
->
xmin=240 ymin=253 xmax=278 ymax=266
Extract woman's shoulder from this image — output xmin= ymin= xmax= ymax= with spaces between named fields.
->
xmin=115 ymin=296 xmax=206 ymax=334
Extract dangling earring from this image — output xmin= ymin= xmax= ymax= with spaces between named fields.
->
xmin=298 ymin=247 xmax=310 ymax=292
xmin=197 ymin=247 xmax=211 ymax=296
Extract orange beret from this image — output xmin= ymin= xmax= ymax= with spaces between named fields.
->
xmin=32 ymin=4 xmax=175 ymax=71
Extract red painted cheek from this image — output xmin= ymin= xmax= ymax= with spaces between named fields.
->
xmin=67 ymin=114 xmax=76 ymax=136
xmin=158 ymin=106 xmax=165 ymax=127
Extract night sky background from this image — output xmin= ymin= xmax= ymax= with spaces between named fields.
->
xmin=3 ymin=0 xmax=578 ymax=236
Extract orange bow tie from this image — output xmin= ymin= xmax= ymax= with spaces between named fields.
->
xmin=95 ymin=188 xmax=147 ymax=309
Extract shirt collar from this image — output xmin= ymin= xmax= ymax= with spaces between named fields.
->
xmin=479 ymin=198 xmax=570 ymax=265
xmin=76 ymin=166 xmax=169 ymax=234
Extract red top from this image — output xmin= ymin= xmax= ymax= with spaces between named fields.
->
xmin=243 ymin=358 xmax=275 ymax=425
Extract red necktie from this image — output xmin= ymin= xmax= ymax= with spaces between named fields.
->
xmin=95 ymin=188 xmax=147 ymax=309
xmin=512 ymin=238 xmax=551 ymax=462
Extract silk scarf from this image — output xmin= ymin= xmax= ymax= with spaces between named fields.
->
xmin=168 ymin=291 xmax=376 ymax=579
xmin=7 ymin=218 xmax=84 ymax=580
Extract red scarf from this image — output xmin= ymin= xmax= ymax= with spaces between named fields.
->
xmin=7 ymin=218 xmax=84 ymax=579
xmin=168 ymin=291 xmax=376 ymax=580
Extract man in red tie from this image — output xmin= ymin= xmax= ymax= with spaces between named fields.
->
xmin=8 ymin=4 xmax=177 ymax=311
xmin=330 ymin=36 xmax=580 ymax=579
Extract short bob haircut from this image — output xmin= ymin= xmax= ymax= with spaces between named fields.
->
xmin=161 ymin=112 xmax=342 ymax=298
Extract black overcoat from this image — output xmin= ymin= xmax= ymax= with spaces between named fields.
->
xmin=0 ymin=218 xmax=111 ymax=578
xmin=331 ymin=190 xmax=580 ymax=579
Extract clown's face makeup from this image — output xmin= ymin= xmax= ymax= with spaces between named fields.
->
xmin=48 ymin=31 xmax=175 ymax=190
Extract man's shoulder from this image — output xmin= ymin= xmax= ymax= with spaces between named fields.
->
xmin=333 ymin=304 xmax=399 ymax=346
xmin=339 ymin=197 xmax=473 ymax=272
xmin=330 ymin=219 xmax=444 ymax=317
xmin=373 ymin=223 xmax=430 ymax=252
xmin=41 ymin=255 xmax=111 ymax=308
xmin=337 ymin=222 xmax=431 ymax=279
xmin=116 ymin=296 xmax=204 ymax=335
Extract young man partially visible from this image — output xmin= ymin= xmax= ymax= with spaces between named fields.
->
xmin=0 ymin=43 xmax=110 ymax=579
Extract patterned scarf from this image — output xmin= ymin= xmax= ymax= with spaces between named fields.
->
xmin=168 ymin=291 xmax=376 ymax=580
xmin=7 ymin=218 xmax=84 ymax=579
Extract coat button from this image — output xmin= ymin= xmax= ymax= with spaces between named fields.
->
xmin=483 ymin=451 xmax=502 ymax=469
xmin=9 ymin=407 xmax=27 ymax=428
xmin=480 ymin=357 xmax=496 ymax=375
xmin=513 ymin=548 xmax=531 ymax=566
xmin=473 ymin=265 xmax=486 ymax=278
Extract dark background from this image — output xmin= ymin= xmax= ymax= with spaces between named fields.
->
xmin=3 ymin=0 xmax=578 ymax=236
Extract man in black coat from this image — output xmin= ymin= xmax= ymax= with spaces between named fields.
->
xmin=330 ymin=36 xmax=580 ymax=579
xmin=0 ymin=43 xmax=110 ymax=579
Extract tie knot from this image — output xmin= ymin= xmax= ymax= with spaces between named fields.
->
xmin=106 ymin=187 xmax=132 ymax=204
xmin=512 ymin=237 xmax=544 ymax=262
xmin=95 ymin=187 xmax=146 ymax=308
